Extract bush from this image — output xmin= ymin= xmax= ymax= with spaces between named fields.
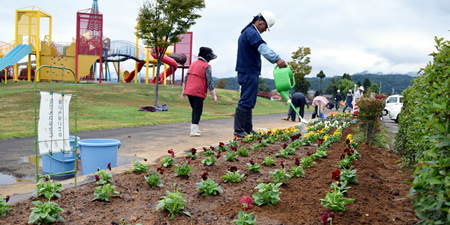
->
xmin=395 ymin=36 xmax=450 ymax=223
xmin=357 ymin=97 xmax=385 ymax=144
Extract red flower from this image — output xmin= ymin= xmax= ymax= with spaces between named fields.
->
xmin=201 ymin=171 xmax=209 ymax=180
xmin=191 ymin=148 xmax=197 ymax=154
xmin=143 ymin=158 xmax=147 ymax=162
xmin=216 ymin=152 xmax=221 ymax=159
xmin=322 ymin=212 xmax=335 ymax=224
xmin=346 ymin=139 xmax=350 ymax=144
xmin=157 ymin=166 xmax=164 ymax=175
xmin=230 ymin=146 xmax=237 ymax=151
xmin=168 ymin=149 xmax=175 ymax=158
xmin=210 ymin=146 xmax=215 ymax=151
xmin=240 ymin=196 xmax=253 ymax=211
xmin=203 ymin=147 xmax=207 ymax=151
xmin=187 ymin=157 xmax=192 ymax=165
xmin=95 ymin=175 xmax=100 ymax=181
xmin=331 ymin=169 xmax=341 ymax=182
xmin=45 ymin=177 xmax=49 ymax=181
xmin=282 ymin=144 xmax=287 ymax=149
xmin=249 ymin=160 xmax=255 ymax=165
xmin=295 ymin=158 xmax=300 ymax=166
xmin=307 ymin=151 xmax=311 ymax=156
xmin=280 ymin=160 xmax=285 ymax=169
xmin=340 ymin=154 xmax=345 ymax=160
xmin=347 ymin=150 xmax=353 ymax=157
xmin=5 ymin=195 xmax=10 ymax=203
xmin=230 ymin=166 xmax=238 ymax=172
xmin=241 ymin=140 xmax=246 ymax=144
xmin=219 ymin=142 xmax=225 ymax=147
xmin=107 ymin=162 xmax=112 ymax=171
xmin=347 ymin=143 xmax=351 ymax=149
xmin=256 ymin=137 xmax=261 ymax=141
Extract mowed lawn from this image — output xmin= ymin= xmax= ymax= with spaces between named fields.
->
xmin=0 ymin=81 xmax=290 ymax=139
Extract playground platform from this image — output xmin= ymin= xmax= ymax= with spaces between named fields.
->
xmin=0 ymin=111 xmax=315 ymax=204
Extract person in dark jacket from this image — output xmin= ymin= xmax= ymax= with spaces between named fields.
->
xmin=334 ymin=90 xmax=342 ymax=111
xmin=233 ymin=10 xmax=287 ymax=138
xmin=181 ymin=47 xmax=217 ymax=137
xmin=285 ymin=92 xmax=309 ymax=121
xmin=342 ymin=90 xmax=353 ymax=113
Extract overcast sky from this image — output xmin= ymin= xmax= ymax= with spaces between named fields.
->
xmin=1 ymin=0 xmax=449 ymax=79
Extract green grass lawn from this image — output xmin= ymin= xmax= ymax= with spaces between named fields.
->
xmin=0 ymin=81 xmax=291 ymax=139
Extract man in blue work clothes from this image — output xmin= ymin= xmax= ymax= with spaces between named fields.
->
xmin=334 ymin=90 xmax=342 ymax=111
xmin=234 ymin=11 xmax=287 ymax=138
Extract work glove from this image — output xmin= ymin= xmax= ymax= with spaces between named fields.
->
xmin=287 ymin=99 xmax=292 ymax=104
xmin=210 ymin=90 xmax=217 ymax=103
xmin=307 ymin=104 xmax=310 ymax=109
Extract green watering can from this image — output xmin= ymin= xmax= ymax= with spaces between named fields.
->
xmin=273 ymin=65 xmax=308 ymax=124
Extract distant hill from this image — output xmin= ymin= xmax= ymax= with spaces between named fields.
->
xmin=212 ymin=73 xmax=415 ymax=95
xmin=306 ymin=74 xmax=414 ymax=94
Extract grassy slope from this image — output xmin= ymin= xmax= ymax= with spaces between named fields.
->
xmin=0 ymin=81 xmax=289 ymax=139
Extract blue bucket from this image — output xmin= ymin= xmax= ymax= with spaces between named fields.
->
xmin=78 ymin=139 xmax=121 ymax=175
xmin=42 ymin=136 xmax=80 ymax=176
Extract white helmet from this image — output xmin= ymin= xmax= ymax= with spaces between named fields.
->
xmin=260 ymin=11 xmax=276 ymax=29
xmin=337 ymin=90 xmax=340 ymax=92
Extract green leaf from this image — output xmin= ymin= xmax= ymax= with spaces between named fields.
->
xmin=426 ymin=179 xmax=443 ymax=185
xmin=182 ymin=211 xmax=192 ymax=217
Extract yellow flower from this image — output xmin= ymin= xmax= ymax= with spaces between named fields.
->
xmin=324 ymin=135 xmax=328 ymax=141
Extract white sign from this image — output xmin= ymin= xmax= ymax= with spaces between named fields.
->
xmin=38 ymin=91 xmax=72 ymax=155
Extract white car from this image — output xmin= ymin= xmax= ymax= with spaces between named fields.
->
xmin=388 ymin=103 xmax=402 ymax=123
xmin=383 ymin=95 xmax=403 ymax=116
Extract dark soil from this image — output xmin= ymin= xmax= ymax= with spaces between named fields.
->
xmin=0 ymin=124 xmax=416 ymax=224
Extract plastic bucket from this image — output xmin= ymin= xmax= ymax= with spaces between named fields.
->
xmin=42 ymin=136 xmax=79 ymax=176
xmin=78 ymin=139 xmax=121 ymax=175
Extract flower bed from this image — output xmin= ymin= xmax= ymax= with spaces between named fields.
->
xmin=0 ymin=114 xmax=416 ymax=224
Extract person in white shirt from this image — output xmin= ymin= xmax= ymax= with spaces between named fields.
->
xmin=354 ymin=86 xmax=364 ymax=101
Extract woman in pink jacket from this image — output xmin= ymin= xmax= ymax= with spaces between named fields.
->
xmin=181 ymin=47 xmax=217 ymax=137
xmin=311 ymin=96 xmax=334 ymax=119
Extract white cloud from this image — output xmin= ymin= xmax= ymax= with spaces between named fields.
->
xmin=0 ymin=0 xmax=449 ymax=80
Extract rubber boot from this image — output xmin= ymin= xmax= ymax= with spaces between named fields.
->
xmin=234 ymin=106 xmax=248 ymax=138
xmin=244 ymin=107 xmax=255 ymax=135
xmin=190 ymin=124 xmax=201 ymax=137
xmin=320 ymin=113 xmax=324 ymax=119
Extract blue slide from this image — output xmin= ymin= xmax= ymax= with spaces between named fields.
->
xmin=0 ymin=44 xmax=32 ymax=71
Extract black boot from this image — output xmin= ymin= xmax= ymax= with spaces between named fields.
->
xmin=234 ymin=106 xmax=248 ymax=138
xmin=244 ymin=107 xmax=255 ymax=135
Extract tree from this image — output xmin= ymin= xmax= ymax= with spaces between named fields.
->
xmin=295 ymin=77 xmax=311 ymax=94
xmin=287 ymin=47 xmax=312 ymax=94
xmin=342 ymin=73 xmax=351 ymax=81
xmin=336 ymin=79 xmax=355 ymax=99
xmin=356 ymin=80 xmax=362 ymax=87
xmin=363 ymin=78 xmax=371 ymax=91
xmin=258 ymin=77 xmax=270 ymax=92
xmin=136 ymin=0 xmax=205 ymax=106
xmin=368 ymin=83 xmax=379 ymax=93
xmin=217 ymin=79 xmax=227 ymax=89
xmin=325 ymin=82 xmax=337 ymax=94
xmin=316 ymin=70 xmax=326 ymax=93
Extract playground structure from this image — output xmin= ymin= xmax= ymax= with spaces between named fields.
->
xmin=0 ymin=4 xmax=193 ymax=85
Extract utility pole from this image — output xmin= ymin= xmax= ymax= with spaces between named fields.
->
xmin=379 ymin=82 xmax=381 ymax=94
xmin=392 ymin=88 xmax=395 ymax=95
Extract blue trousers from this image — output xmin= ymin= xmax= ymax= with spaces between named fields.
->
xmin=237 ymin=73 xmax=259 ymax=109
